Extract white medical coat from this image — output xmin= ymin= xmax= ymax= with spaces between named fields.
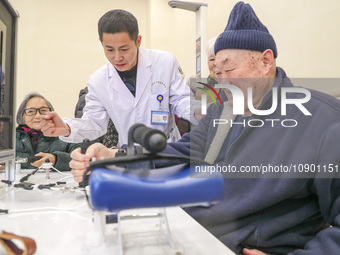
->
xmin=61 ymin=47 xmax=196 ymax=145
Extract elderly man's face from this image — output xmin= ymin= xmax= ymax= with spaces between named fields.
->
xmin=215 ymin=49 xmax=272 ymax=115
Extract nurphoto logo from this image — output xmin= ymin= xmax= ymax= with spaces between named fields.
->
xmin=199 ymin=83 xmax=312 ymax=128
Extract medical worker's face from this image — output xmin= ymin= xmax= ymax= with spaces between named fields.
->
xmin=101 ymin=32 xmax=141 ymax=72
xmin=215 ymin=49 xmax=273 ymax=116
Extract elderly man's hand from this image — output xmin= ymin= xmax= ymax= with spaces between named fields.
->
xmin=243 ymin=248 xmax=267 ymax=255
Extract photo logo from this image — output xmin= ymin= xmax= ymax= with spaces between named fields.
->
xmin=201 ymin=84 xmax=311 ymax=116
xmin=199 ymin=84 xmax=312 ymax=128
xmin=196 ymin=82 xmax=223 ymax=114
xmin=196 ymin=82 xmax=222 ymax=106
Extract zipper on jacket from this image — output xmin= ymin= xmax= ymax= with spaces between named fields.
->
xmin=223 ymin=88 xmax=277 ymax=163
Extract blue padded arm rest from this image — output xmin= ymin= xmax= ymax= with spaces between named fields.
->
xmin=89 ymin=165 xmax=224 ymax=212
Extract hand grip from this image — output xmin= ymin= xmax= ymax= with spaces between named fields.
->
xmin=27 ymin=156 xmax=42 ymax=163
xmin=79 ymin=138 xmax=90 ymax=188
xmin=128 ymin=124 xmax=166 ymax=153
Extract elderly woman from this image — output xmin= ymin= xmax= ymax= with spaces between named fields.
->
xmin=16 ymin=92 xmax=80 ymax=170
xmin=193 ymin=37 xmax=222 ymax=100
xmin=206 ymin=36 xmax=218 ymax=83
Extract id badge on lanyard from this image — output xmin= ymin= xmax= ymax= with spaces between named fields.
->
xmin=151 ymin=94 xmax=169 ymax=125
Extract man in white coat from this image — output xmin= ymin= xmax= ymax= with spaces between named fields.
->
xmin=40 ymin=9 xmax=200 ymax=146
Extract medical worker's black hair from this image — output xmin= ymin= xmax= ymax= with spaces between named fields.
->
xmin=98 ymin=9 xmax=139 ymax=42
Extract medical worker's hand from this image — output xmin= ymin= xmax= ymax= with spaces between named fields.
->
xmin=69 ymin=143 xmax=117 ymax=182
xmin=40 ymin=112 xmax=70 ymax=137
xmin=243 ymin=248 xmax=267 ymax=255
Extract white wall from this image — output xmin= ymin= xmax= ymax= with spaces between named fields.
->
xmin=160 ymin=0 xmax=340 ymax=78
xmin=11 ymin=0 xmax=149 ymax=117
xmin=10 ymin=0 xmax=340 ymax=118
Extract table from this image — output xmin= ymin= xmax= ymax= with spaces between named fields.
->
xmin=0 ymin=169 xmax=235 ymax=255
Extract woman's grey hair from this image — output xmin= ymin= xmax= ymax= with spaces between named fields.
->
xmin=16 ymin=92 xmax=54 ymax=125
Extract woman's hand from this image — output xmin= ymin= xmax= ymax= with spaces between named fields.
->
xmin=31 ymin=152 xmax=56 ymax=168
xmin=243 ymin=248 xmax=267 ymax=255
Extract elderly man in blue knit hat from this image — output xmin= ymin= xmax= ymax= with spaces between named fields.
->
xmin=69 ymin=2 xmax=340 ymax=255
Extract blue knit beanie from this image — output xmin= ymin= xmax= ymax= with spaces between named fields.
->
xmin=214 ymin=1 xmax=277 ymax=58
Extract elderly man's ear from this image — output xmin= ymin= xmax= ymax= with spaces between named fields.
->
xmin=261 ymin=49 xmax=275 ymax=75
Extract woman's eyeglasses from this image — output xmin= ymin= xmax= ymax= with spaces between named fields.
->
xmin=24 ymin=107 xmax=52 ymax=116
